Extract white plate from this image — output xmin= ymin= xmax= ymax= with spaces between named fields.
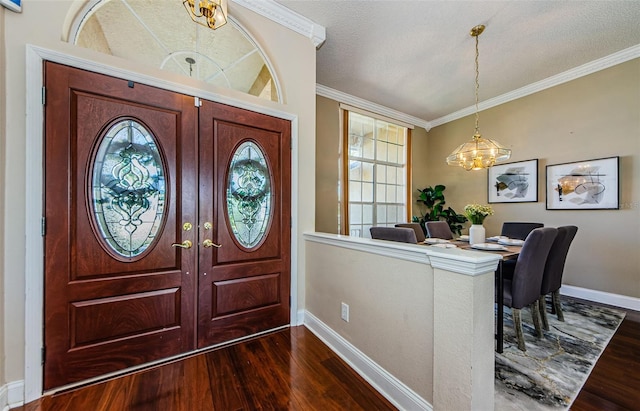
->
xmin=498 ymin=238 xmax=524 ymax=246
xmin=486 ymin=236 xmax=508 ymax=242
xmin=457 ymin=235 xmax=470 ymax=242
xmin=431 ymin=243 xmax=457 ymax=249
xmin=424 ymin=238 xmax=450 ymax=244
xmin=471 ymin=243 xmax=507 ymax=251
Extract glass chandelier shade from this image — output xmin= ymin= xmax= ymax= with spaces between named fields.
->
xmin=446 ymin=132 xmax=512 ymax=171
xmin=183 ymin=0 xmax=228 ymax=30
xmin=446 ymin=25 xmax=511 ymax=170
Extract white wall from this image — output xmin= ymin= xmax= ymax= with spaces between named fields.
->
xmin=1 ymin=0 xmax=316 ymax=397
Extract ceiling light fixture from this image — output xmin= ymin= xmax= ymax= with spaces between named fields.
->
xmin=446 ymin=24 xmax=511 ymax=171
xmin=183 ymin=0 xmax=228 ymax=30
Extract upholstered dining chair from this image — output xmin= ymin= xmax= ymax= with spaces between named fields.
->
xmin=501 ymin=222 xmax=544 ymax=240
xmin=425 ymin=221 xmax=454 ymax=240
xmin=538 ymin=225 xmax=578 ymax=330
xmin=500 ymin=227 xmax=558 ymax=351
xmin=395 ymin=223 xmax=426 ymax=243
xmin=370 ymin=227 xmax=417 ymax=244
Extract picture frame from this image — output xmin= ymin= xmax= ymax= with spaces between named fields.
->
xmin=546 ymin=156 xmax=619 ymax=210
xmin=1 ymin=0 xmax=21 ymax=12
xmin=488 ymin=159 xmax=538 ymax=203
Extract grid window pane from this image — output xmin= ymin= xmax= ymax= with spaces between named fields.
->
xmin=376 ymin=141 xmax=388 ymax=162
xmin=362 ymin=162 xmax=374 ymax=182
xmin=346 ymin=112 xmax=408 ymax=237
xmin=377 ymin=165 xmax=387 ymax=183
xmin=350 ymin=204 xmax=362 ymax=224
xmin=362 ymin=182 xmax=374 ymax=202
xmin=349 ymin=161 xmax=362 ymax=181
xmin=376 ymin=184 xmax=386 ymax=202
xmin=362 ymin=205 xmax=373 ymax=224
xmin=350 ymin=181 xmax=362 ymax=202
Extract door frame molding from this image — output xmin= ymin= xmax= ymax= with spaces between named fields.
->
xmin=25 ymin=44 xmax=300 ymax=403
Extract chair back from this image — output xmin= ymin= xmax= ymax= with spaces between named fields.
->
xmin=510 ymin=227 xmax=557 ymax=309
xmin=501 ymin=222 xmax=544 ymax=240
xmin=425 ymin=221 xmax=454 ymax=240
xmin=540 ymin=226 xmax=578 ymax=295
xmin=370 ymin=227 xmax=417 ymax=244
xmin=395 ymin=223 xmax=426 ymax=242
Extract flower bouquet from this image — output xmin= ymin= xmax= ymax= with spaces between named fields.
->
xmin=464 ymin=203 xmax=494 ymax=225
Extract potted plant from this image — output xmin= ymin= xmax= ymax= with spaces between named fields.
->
xmin=412 ymin=185 xmax=467 ymax=236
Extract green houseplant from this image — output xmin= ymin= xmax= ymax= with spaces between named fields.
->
xmin=412 ymin=185 xmax=468 ymax=236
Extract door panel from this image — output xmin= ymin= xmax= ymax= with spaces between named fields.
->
xmin=197 ymin=101 xmax=291 ymax=347
xmin=44 ymin=62 xmax=198 ymax=390
xmin=44 ymin=62 xmax=291 ymax=390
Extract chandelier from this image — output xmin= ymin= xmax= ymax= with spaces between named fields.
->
xmin=446 ymin=25 xmax=511 ymax=171
xmin=183 ymin=0 xmax=228 ymax=30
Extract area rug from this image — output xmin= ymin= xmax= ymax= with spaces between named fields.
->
xmin=494 ymin=297 xmax=625 ymax=410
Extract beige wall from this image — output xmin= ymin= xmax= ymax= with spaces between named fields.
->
xmin=316 ymin=96 xmax=340 ymax=233
xmin=1 ymin=0 xmax=316 ymax=387
xmin=315 ymin=59 xmax=639 ymax=300
xmin=305 ymin=241 xmax=434 ymax=402
xmin=1 ymin=5 xmax=6 ymax=389
xmin=426 ymin=59 xmax=640 ymax=298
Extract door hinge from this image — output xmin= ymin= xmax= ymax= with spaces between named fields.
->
xmin=41 ymin=217 xmax=46 ymax=236
xmin=41 ymin=87 xmax=46 ymax=105
xmin=194 ymin=97 xmax=202 ymax=107
xmin=41 ymin=346 xmax=46 ymax=365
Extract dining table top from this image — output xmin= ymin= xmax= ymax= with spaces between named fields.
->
xmin=423 ymin=239 xmax=521 ymax=260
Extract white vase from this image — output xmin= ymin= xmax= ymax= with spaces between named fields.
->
xmin=469 ymin=224 xmax=486 ymax=245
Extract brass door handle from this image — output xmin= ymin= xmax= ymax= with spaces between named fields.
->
xmin=171 ymin=240 xmax=193 ymax=249
xmin=203 ymin=239 xmax=222 ymax=248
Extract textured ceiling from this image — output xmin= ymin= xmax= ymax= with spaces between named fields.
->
xmin=276 ymin=1 xmax=640 ymax=123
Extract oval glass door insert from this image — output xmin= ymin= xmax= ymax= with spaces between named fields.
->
xmin=91 ymin=119 xmax=166 ymax=258
xmin=227 ymin=141 xmax=272 ymax=248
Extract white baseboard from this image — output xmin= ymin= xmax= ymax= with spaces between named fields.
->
xmin=561 ymin=285 xmax=640 ymax=312
xmin=0 ymin=380 xmax=24 ymax=410
xmin=303 ymin=311 xmax=432 ymax=411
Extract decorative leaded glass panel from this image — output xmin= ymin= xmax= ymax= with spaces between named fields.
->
xmin=91 ymin=119 xmax=166 ymax=258
xmin=227 ymin=141 xmax=271 ymax=248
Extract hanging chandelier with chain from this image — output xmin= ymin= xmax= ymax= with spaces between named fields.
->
xmin=446 ymin=25 xmax=511 ymax=171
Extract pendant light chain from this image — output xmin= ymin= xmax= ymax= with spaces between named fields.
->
xmin=474 ymin=32 xmax=480 ymax=137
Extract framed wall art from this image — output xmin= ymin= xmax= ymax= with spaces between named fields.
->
xmin=1 ymin=0 xmax=21 ymax=12
xmin=546 ymin=156 xmax=619 ymax=210
xmin=488 ymin=159 xmax=538 ymax=203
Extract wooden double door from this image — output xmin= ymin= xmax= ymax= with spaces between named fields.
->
xmin=43 ymin=62 xmax=291 ymax=390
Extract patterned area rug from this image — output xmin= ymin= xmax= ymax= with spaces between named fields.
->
xmin=495 ymin=297 xmax=625 ymax=410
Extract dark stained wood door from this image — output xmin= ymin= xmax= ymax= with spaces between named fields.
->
xmin=197 ymin=101 xmax=291 ymax=347
xmin=43 ymin=62 xmax=198 ymax=389
xmin=44 ymin=63 xmax=292 ymax=391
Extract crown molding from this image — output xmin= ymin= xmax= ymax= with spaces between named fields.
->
xmin=316 ymin=84 xmax=432 ymax=131
xmin=430 ymin=44 xmax=640 ymax=127
xmin=232 ymin=0 xmax=326 ymax=48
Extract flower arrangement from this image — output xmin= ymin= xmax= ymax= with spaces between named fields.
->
xmin=464 ymin=203 xmax=494 ymax=225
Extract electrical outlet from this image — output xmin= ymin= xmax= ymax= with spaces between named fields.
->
xmin=341 ymin=302 xmax=350 ymax=322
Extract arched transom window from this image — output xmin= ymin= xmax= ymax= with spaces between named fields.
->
xmin=71 ymin=0 xmax=280 ymax=102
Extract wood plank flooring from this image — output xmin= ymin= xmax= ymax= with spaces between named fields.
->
xmin=571 ymin=307 xmax=640 ymax=411
xmin=18 ymin=326 xmax=397 ymax=411
xmin=16 ymin=304 xmax=640 ymax=411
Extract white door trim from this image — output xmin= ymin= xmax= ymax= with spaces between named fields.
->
xmin=24 ymin=44 xmax=300 ymax=403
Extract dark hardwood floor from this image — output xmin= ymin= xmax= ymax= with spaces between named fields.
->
xmin=18 ymin=326 xmax=397 ymax=411
xmin=16 ymin=302 xmax=640 ymax=411
xmin=571 ymin=303 xmax=640 ymax=411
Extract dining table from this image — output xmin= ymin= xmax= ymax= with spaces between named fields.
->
xmin=423 ymin=238 xmax=521 ymax=353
